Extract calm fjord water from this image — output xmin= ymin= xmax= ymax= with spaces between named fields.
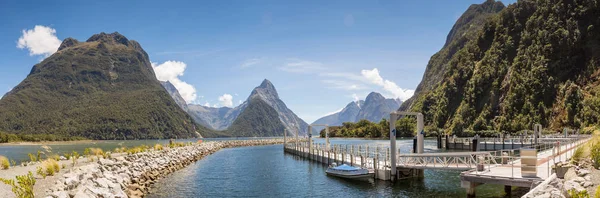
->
xmin=147 ymin=138 xmax=514 ymax=198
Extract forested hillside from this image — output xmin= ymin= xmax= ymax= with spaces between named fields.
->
xmin=0 ymin=32 xmax=208 ymax=140
xmin=402 ymin=0 xmax=600 ymax=134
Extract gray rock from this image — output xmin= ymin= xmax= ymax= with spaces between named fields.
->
xmin=94 ymin=177 xmax=110 ymax=188
xmin=564 ymin=180 xmax=586 ymax=192
xmin=583 ymin=181 xmax=592 ymax=188
xmin=64 ymin=176 xmax=80 ymax=190
xmin=577 ymin=169 xmax=590 ymax=177
xmin=50 ymin=190 xmax=69 ymax=198
xmin=584 ymin=175 xmax=591 ymax=181
xmin=59 ymin=156 xmax=67 ymax=160
xmin=572 ymin=177 xmax=586 ymax=184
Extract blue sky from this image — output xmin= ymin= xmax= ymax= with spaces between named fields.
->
xmin=0 ymin=0 xmax=516 ymax=123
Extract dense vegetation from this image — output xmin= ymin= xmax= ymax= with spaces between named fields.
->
xmin=402 ymin=0 xmax=600 ymax=135
xmin=318 ymin=118 xmax=422 ymax=138
xmin=226 ymin=97 xmax=286 ymax=137
xmin=0 ymin=32 xmax=209 ymax=140
xmin=0 ymin=131 xmax=86 ymax=143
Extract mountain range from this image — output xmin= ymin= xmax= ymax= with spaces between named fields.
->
xmin=311 ymin=92 xmax=401 ymax=129
xmin=162 ymin=79 xmax=309 ymax=137
xmin=401 ymin=0 xmax=600 ymax=134
xmin=0 ymin=32 xmax=207 ymax=139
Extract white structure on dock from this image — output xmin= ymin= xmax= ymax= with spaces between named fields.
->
xmin=284 ymin=115 xmax=592 ymax=197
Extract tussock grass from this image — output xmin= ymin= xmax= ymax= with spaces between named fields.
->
xmin=71 ymin=151 xmax=79 ymax=166
xmin=154 ymin=144 xmax=163 ymax=151
xmin=126 ymin=145 xmax=149 ymax=155
xmin=572 ymin=146 xmax=584 ymax=165
xmin=0 ymin=155 xmax=9 ymax=169
xmin=41 ymin=159 xmax=60 ymax=176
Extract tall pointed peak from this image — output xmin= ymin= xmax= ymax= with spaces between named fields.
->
xmin=259 ymin=79 xmax=274 ymax=88
xmin=251 ymin=79 xmax=279 ymax=99
xmin=365 ymin=92 xmax=385 ymax=103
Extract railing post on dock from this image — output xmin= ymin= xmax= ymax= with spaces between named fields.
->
xmin=375 ymin=146 xmax=379 ymax=175
xmin=351 ymin=145 xmax=354 ymax=166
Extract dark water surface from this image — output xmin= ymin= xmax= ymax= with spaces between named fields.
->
xmin=148 ymin=139 xmax=518 ymax=198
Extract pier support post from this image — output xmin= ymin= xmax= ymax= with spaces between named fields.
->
xmin=461 ymin=181 xmax=479 ymax=198
xmin=416 ymin=113 xmax=424 ymax=154
xmin=308 ymin=126 xmax=313 ymax=157
xmin=390 ymin=113 xmax=398 ymax=181
xmin=504 ymin=185 xmax=512 ymax=196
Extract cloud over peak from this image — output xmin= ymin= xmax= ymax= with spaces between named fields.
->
xmin=360 ymin=68 xmax=414 ymax=100
xmin=218 ymin=94 xmax=234 ymax=107
xmin=17 ymin=25 xmax=61 ymax=57
xmin=152 ymin=61 xmax=197 ymax=104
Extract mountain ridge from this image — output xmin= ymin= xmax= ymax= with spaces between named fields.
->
xmin=0 ymin=32 xmax=207 ymax=139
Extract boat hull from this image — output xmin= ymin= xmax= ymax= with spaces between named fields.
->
xmin=325 ymin=171 xmax=373 ymax=179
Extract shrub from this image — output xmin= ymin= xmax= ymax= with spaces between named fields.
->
xmin=27 ymin=153 xmax=36 ymax=162
xmin=90 ymin=148 xmax=103 ymax=156
xmin=41 ymin=159 xmax=59 ymax=176
xmin=595 ymin=186 xmax=600 ymax=198
xmin=10 ymin=159 xmax=16 ymax=167
xmin=154 ymin=144 xmax=163 ymax=151
xmin=0 ymin=155 xmax=9 ymax=169
xmin=71 ymin=151 xmax=79 ymax=166
xmin=0 ymin=171 xmax=36 ymax=198
xmin=48 ymin=154 xmax=60 ymax=161
xmin=63 ymin=153 xmax=71 ymax=160
xmin=36 ymin=151 xmax=41 ymax=162
xmin=567 ymin=189 xmax=589 ymax=198
xmin=36 ymin=167 xmax=46 ymax=179
xmin=83 ymin=148 xmax=90 ymax=157
xmin=591 ymin=140 xmax=600 ymax=169
xmin=572 ymin=146 xmax=584 ymax=165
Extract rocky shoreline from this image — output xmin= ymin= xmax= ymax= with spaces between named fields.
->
xmin=42 ymin=139 xmax=292 ymax=198
xmin=524 ymin=158 xmax=599 ymax=198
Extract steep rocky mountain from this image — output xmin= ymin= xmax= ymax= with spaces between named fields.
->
xmin=227 ymin=79 xmax=308 ymax=136
xmin=312 ymin=92 xmax=401 ymax=128
xmin=159 ymin=81 xmax=239 ymax=130
xmin=401 ymin=0 xmax=600 ymax=134
xmin=186 ymin=104 xmax=238 ymax=130
xmin=160 ymin=81 xmax=188 ymax=112
xmin=402 ymin=0 xmax=506 ymax=109
xmin=0 ymin=32 xmax=208 ymax=139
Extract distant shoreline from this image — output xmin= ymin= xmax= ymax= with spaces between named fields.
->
xmin=0 ymin=140 xmax=97 ymax=146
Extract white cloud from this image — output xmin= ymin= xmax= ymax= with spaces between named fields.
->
xmin=204 ymin=102 xmax=210 ymax=107
xmin=279 ymin=59 xmax=326 ymax=73
xmin=152 ymin=61 xmax=197 ymax=103
xmin=218 ymin=94 xmax=233 ymax=107
xmin=240 ymin=58 xmax=262 ymax=68
xmin=352 ymin=93 xmax=360 ymax=102
xmin=360 ymin=68 xmax=414 ymax=100
xmin=238 ymin=100 xmax=243 ymax=105
xmin=17 ymin=25 xmax=61 ymax=57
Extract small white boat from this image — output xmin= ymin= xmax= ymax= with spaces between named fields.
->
xmin=326 ymin=163 xmax=373 ymax=180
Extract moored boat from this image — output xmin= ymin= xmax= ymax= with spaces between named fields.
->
xmin=325 ymin=163 xmax=373 ymax=180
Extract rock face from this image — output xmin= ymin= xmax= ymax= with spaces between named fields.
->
xmin=44 ymin=139 xmax=290 ymax=198
xmin=312 ymin=92 xmax=401 ymax=129
xmin=160 ymin=81 xmax=188 ymax=112
xmin=0 ymin=32 xmax=206 ymax=139
xmin=227 ymin=79 xmax=309 ymax=136
xmin=186 ymin=105 xmax=237 ymax=131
